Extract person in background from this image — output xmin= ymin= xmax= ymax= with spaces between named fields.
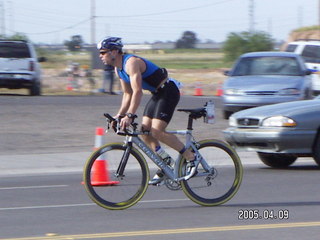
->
xmin=102 ymin=64 xmax=116 ymax=94
xmin=82 ymin=65 xmax=96 ymax=92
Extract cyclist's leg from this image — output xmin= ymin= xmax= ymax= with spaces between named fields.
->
xmin=150 ymin=119 xmax=197 ymax=176
xmin=141 ymin=116 xmax=168 ymax=185
xmin=141 ymin=117 xmax=194 ymax=161
xmin=142 ymin=93 xmax=180 ymax=157
xmin=143 ymin=82 xmax=196 ymax=182
xmin=150 ymin=119 xmax=193 ymax=159
xmin=143 ymin=82 xmax=195 ymax=161
xmin=141 ymin=116 xmax=160 ymax=151
xmin=142 ymin=88 xmax=181 ymax=184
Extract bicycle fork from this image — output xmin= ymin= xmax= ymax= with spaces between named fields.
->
xmin=115 ymin=143 xmax=132 ymax=178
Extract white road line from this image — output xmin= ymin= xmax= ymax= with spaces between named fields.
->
xmin=0 ymin=185 xmax=68 ymax=190
xmin=0 ymin=199 xmax=189 ymax=211
xmin=0 ymin=203 xmax=95 ymax=211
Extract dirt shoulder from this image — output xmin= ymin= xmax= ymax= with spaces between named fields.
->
xmin=41 ymin=68 xmax=227 ymax=96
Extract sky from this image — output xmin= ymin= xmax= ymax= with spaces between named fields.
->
xmin=0 ymin=0 xmax=319 ymax=45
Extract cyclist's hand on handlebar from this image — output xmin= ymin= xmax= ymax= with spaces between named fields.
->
xmin=110 ymin=115 xmax=123 ymax=132
xmin=120 ymin=116 xmax=132 ymax=130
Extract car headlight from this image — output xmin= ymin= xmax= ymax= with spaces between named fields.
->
xmin=224 ymin=88 xmax=245 ymax=96
xmin=229 ymin=116 xmax=237 ymax=127
xmin=262 ymin=116 xmax=297 ymax=127
xmin=278 ymin=88 xmax=300 ymax=95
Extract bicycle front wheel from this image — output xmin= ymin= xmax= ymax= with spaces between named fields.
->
xmin=83 ymin=143 xmax=149 ymax=210
xmin=179 ymin=139 xmax=243 ymax=206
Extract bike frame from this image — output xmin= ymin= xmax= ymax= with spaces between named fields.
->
xmin=121 ymin=129 xmax=211 ymax=182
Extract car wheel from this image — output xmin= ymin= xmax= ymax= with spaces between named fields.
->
xmin=257 ymin=152 xmax=297 ymax=168
xmin=312 ymin=134 xmax=320 ymax=166
xmin=223 ymin=110 xmax=233 ymax=119
xmin=29 ymin=81 xmax=41 ymax=96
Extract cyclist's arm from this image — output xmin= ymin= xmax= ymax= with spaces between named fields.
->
xmin=124 ymin=57 xmax=143 ymax=115
xmin=118 ymin=58 xmax=144 ymax=129
xmin=114 ymin=79 xmax=131 ymax=118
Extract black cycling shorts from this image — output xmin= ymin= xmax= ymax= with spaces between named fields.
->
xmin=143 ymin=81 xmax=180 ymax=123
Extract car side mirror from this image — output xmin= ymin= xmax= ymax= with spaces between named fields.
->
xmin=305 ymin=69 xmax=312 ymax=75
xmin=224 ymin=70 xmax=230 ymax=76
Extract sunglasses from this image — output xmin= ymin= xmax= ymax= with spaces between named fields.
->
xmin=99 ymin=51 xmax=110 ymax=55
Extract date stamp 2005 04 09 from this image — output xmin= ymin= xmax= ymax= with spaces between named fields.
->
xmin=238 ymin=209 xmax=289 ymax=220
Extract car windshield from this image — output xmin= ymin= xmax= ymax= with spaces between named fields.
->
xmin=0 ymin=42 xmax=31 ymax=58
xmin=285 ymin=44 xmax=298 ymax=52
xmin=301 ymin=45 xmax=320 ymax=64
xmin=232 ymin=56 xmax=301 ymax=76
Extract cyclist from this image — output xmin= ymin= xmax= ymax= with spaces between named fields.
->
xmin=97 ymin=37 xmax=196 ymax=185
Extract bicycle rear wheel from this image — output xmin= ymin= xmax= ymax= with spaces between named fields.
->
xmin=83 ymin=143 xmax=149 ymax=210
xmin=179 ymin=139 xmax=243 ymax=206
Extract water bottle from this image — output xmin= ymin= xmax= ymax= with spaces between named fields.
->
xmin=205 ymin=100 xmax=215 ymax=124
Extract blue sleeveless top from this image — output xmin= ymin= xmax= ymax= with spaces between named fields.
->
xmin=116 ymin=54 xmax=167 ymax=92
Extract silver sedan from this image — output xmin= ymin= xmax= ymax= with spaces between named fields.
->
xmin=222 ymin=52 xmax=313 ymax=119
xmin=223 ymin=96 xmax=320 ymax=168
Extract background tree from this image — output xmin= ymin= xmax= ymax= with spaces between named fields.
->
xmin=0 ymin=33 xmax=29 ymax=41
xmin=64 ymin=35 xmax=84 ymax=51
xmin=175 ymin=31 xmax=198 ymax=49
xmin=223 ymin=31 xmax=274 ymax=62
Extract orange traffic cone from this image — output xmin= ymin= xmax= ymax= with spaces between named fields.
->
xmin=194 ymin=82 xmax=203 ymax=96
xmin=84 ymin=127 xmax=119 ymax=186
xmin=215 ymin=82 xmax=223 ymax=96
xmin=66 ymin=84 xmax=73 ymax=91
xmin=194 ymin=87 xmax=203 ymax=96
xmin=94 ymin=127 xmax=105 ymax=150
xmin=91 ymin=160 xmax=119 ymax=186
xmin=66 ymin=76 xmax=73 ymax=91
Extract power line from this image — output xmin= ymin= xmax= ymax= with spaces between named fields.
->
xmin=97 ymin=0 xmax=235 ymax=18
xmin=249 ymin=0 xmax=255 ymax=33
xmin=23 ymin=18 xmax=90 ymax=35
xmin=91 ymin=0 xmax=96 ymax=44
xmin=16 ymin=0 xmax=236 ymax=39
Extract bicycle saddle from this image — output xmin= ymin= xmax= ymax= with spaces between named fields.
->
xmin=177 ymin=108 xmax=206 ymax=119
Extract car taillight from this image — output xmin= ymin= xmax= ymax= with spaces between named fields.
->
xmin=29 ymin=60 xmax=35 ymax=71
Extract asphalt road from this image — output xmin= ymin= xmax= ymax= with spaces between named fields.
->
xmin=1 ymin=165 xmax=320 ymax=239
xmin=0 ymin=94 xmax=226 ymax=155
xmin=1 ymin=94 xmax=320 ymax=239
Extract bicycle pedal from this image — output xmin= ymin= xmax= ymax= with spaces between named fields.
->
xmin=148 ymin=177 xmax=165 ymax=186
xmin=149 ymin=180 xmax=165 ymax=186
xmin=156 ymin=181 xmax=165 ymax=186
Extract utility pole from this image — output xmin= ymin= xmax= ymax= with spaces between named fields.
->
xmin=7 ymin=0 xmax=14 ymax=34
xmin=319 ymin=0 xmax=320 ymax=39
xmin=0 ymin=0 xmax=5 ymax=36
xmin=298 ymin=6 xmax=303 ymax=28
xmin=90 ymin=0 xmax=96 ymax=45
xmin=249 ymin=0 xmax=255 ymax=33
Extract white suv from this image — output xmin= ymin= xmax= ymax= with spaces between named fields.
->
xmin=0 ymin=40 xmax=44 ymax=96
xmin=285 ymin=40 xmax=320 ymax=95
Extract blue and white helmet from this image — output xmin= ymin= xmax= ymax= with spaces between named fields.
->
xmin=97 ymin=37 xmax=123 ymax=51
